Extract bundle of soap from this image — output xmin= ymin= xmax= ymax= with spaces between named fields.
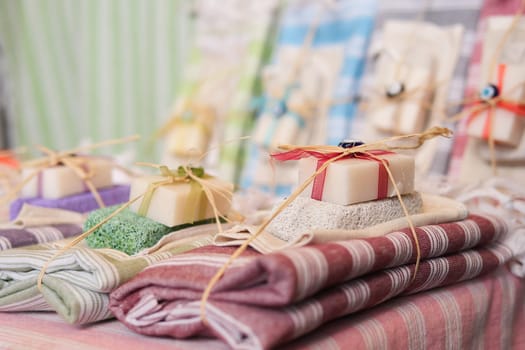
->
xmin=270 ymin=142 xmax=419 ymax=240
xmin=86 ymin=166 xmax=234 ymax=254
xmin=128 ymin=166 xmax=233 ymax=227
xmin=10 ymin=156 xmax=130 ymax=218
xmin=467 ymin=17 xmax=525 ymax=147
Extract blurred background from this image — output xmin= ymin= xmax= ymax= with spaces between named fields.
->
xmin=1 ymin=0 xmax=523 ymax=192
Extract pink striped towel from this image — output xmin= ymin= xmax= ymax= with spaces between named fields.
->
xmin=110 ymin=215 xmax=512 ymax=349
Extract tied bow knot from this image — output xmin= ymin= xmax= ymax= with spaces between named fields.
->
xmin=157 ymin=165 xmax=205 ymax=184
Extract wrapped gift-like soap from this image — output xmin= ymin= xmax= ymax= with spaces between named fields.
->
xmin=10 ymin=185 xmax=130 ymax=220
xmin=129 ymin=168 xmax=233 ymax=227
xmin=298 ymin=151 xmax=415 ymax=205
xmin=370 ymin=61 xmax=435 ymax=135
xmin=20 ymin=158 xmax=113 ymax=199
xmin=467 ymin=64 xmax=525 ymax=147
xmin=167 ymin=119 xmax=211 ymax=157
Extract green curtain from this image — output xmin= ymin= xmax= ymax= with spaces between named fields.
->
xmin=0 ymin=0 xmax=190 ymax=158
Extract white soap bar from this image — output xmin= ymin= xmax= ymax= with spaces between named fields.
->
xmin=467 ymin=64 xmax=525 ymax=147
xmin=129 ymin=174 xmax=233 ymax=227
xmin=298 ymin=152 xmax=415 ymax=205
xmin=371 ymin=66 xmax=433 ymax=134
xmin=21 ymin=159 xmax=113 ymax=199
xmin=167 ymin=123 xmax=209 ymax=157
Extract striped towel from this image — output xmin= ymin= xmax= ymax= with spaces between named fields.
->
xmin=283 ymin=267 xmax=525 ymax=350
xmin=0 ymin=267 xmax=523 ymax=349
xmin=354 ymin=0 xmax=482 ymax=175
xmin=0 ymin=224 xmax=82 ymax=251
xmin=0 ymin=234 xmax=213 ymax=324
xmin=110 ymin=214 xmax=512 ymax=349
xmin=241 ymin=0 xmax=377 ymax=197
xmin=448 ymin=0 xmax=524 ymax=179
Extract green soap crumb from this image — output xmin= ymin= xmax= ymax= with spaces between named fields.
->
xmin=84 ymin=205 xmax=221 ymax=255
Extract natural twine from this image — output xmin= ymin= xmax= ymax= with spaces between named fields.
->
xmin=0 ymin=135 xmax=140 ymax=207
xmin=198 ymin=126 xmax=452 ymax=325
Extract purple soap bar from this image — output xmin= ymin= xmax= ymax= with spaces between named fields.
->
xmin=9 ymin=185 xmax=130 ymax=220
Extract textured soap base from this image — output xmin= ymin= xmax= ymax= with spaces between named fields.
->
xmin=9 ymin=185 xmax=130 ymax=221
xmin=84 ymin=205 xmax=222 ymax=255
xmin=84 ymin=206 xmax=173 ymax=255
xmin=267 ymin=192 xmax=423 ymax=242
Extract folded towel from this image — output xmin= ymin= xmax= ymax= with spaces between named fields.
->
xmin=0 ymin=232 xmax=213 ymax=324
xmin=2 ymin=204 xmax=85 ymax=228
xmin=0 ymin=223 xmax=82 ymax=251
xmin=9 ymin=185 xmax=130 ymax=220
xmin=110 ymin=214 xmax=510 ymax=349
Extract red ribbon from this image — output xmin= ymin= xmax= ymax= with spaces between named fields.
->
xmin=271 ymin=148 xmax=394 ymax=201
xmin=468 ymin=64 xmax=525 ymax=139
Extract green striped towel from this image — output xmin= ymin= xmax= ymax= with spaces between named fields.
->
xmin=0 ymin=232 xmax=213 ymax=324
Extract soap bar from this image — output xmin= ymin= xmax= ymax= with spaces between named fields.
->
xmin=467 ymin=64 xmax=525 ymax=147
xmin=129 ymin=175 xmax=233 ymax=227
xmin=10 ymin=185 xmax=130 ymax=220
xmin=371 ymin=64 xmax=433 ymax=135
xmin=298 ymin=152 xmax=414 ymax=205
xmin=21 ymin=158 xmax=113 ymax=199
xmin=167 ymin=122 xmax=209 ymax=157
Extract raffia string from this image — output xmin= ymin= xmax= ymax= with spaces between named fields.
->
xmin=198 ymin=126 xmax=452 ymax=325
xmin=36 ymin=162 xmax=233 ymax=291
xmin=0 ymin=135 xmax=140 ymax=206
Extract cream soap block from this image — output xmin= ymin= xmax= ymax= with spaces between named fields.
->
xmin=267 ymin=192 xmax=423 ymax=242
xmin=129 ymin=175 xmax=233 ymax=227
xmin=371 ymin=66 xmax=433 ymax=134
xmin=167 ymin=124 xmax=209 ymax=157
xmin=467 ymin=65 xmax=525 ymax=147
xmin=21 ymin=159 xmax=113 ymax=199
xmin=298 ymin=152 xmax=414 ymax=205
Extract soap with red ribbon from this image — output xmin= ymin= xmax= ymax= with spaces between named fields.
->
xmin=273 ymin=140 xmax=415 ymax=206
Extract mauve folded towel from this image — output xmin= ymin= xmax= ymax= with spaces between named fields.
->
xmin=9 ymin=185 xmax=130 ymax=220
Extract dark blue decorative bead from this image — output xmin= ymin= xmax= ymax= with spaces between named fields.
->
xmin=338 ymin=140 xmax=364 ymax=148
xmin=385 ymin=81 xmax=405 ymax=98
xmin=480 ymin=84 xmax=499 ymax=101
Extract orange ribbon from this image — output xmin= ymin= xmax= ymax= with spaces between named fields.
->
xmin=467 ymin=64 xmax=525 ymax=139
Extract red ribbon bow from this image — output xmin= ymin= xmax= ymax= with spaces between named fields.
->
xmin=272 ymin=148 xmax=394 ymax=201
xmin=468 ymin=64 xmax=525 ymax=139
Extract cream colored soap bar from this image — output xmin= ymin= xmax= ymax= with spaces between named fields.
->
xmin=167 ymin=123 xmax=209 ymax=157
xmin=371 ymin=65 xmax=433 ymax=134
xmin=467 ymin=64 xmax=525 ymax=147
xmin=298 ymin=152 xmax=414 ymax=205
xmin=129 ymin=175 xmax=233 ymax=227
xmin=21 ymin=159 xmax=113 ymax=199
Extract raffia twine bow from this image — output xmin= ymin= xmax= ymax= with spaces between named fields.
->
xmin=198 ymin=126 xmax=452 ymax=325
xmin=36 ymin=162 xmax=233 ymax=292
xmin=0 ymin=135 xmax=140 ymax=207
